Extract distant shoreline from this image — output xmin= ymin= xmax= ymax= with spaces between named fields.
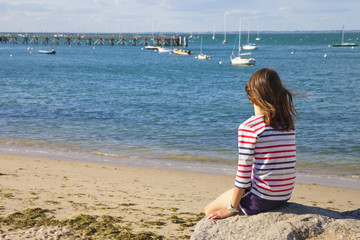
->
xmin=1 ymin=30 xmax=360 ymax=35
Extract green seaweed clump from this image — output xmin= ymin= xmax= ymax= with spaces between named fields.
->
xmin=0 ymin=208 xmax=165 ymax=239
xmin=0 ymin=208 xmax=57 ymax=230
xmin=61 ymin=214 xmax=163 ymax=239
xmin=170 ymin=212 xmax=206 ymax=228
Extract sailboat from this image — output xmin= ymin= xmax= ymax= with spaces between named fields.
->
xmin=197 ymin=35 xmax=211 ymax=60
xmin=332 ymin=22 xmax=358 ymax=47
xmin=145 ymin=27 xmax=159 ymax=50
xmin=212 ymin=25 xmax=216 ymax=40
xmin=243 ymin=21 xmax=259 ymax=50
xmin=222 ymin=13 xmax=227 ymax=44
xmin=157 ymin=47 xmax=172 ymax=53
xmin=231 ymin=19 xmax=256 ymax=66
xmin=38 ymin=35 xmax=56 ymax=54
xmin=255 ymin=27 xmax=261 ymax=41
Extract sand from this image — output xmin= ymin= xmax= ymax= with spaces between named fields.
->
xmin=0 ymin=153 xmax=359 ymax=239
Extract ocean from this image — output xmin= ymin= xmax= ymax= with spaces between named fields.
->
xmin=1 ymin=32 xmax=359 ymax=188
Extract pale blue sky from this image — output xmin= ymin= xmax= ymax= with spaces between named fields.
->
xmin=1 ymin=0 xmax=359 ymax=33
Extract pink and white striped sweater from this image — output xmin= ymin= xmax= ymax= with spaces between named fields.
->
xmin=235 ymin=115 xmax=296 ymax=201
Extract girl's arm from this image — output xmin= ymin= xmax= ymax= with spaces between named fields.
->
xmin=207 ymin=123 xmax=255 ymax=219
xmin=207 ymin=187 xmax=245 ymax=219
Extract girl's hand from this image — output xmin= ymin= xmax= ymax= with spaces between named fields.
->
xmin=207 ymin=207 xmax=234 ymax=220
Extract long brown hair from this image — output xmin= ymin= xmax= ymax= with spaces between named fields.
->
xmin=245 ymin=68 xmax=298 ymax=131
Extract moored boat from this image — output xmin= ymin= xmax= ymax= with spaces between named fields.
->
xmin=243 ymin=21 xmax=259 ymax=50
xmin=157 ymin=47 xmax=172 ymax=53
xmin=231 ymin=53 xmax=256 ymax=65
xmin=197 ymin=35 xmax=211 ymax=60
xmin=145 ymin=45 xmax=159 ymax=50
xmin=173 ymin=49 xmax=194 ymax=55
xmin=231 ymin=19 xmax=256 ymax=66
xmin=243 ymin=43 xmax=259 ymax=50
xmin=38 ymin=49 xmax=56 ymax=54
xmin=197 ymin=54 xmax=211 ymax=60
xmin=332 ymin=22 xmax=358 ymax=47
xmin=332 ymin=43 xmax=358 ymax=47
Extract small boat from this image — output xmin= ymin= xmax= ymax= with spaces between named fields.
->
xmin=332 ymin=22 xmax=358 ymax=47
xmin=173 ymin=49 xmax=194 ymax=55
xmin=197 ymin=54 xmax=211 ymax=60
xmin=231 ymin=19 xmax=256 ymax=66
xmin=222 ymin=13 xmax=227 ymax=44
xmin=197 ymin=35 xmax=211 ymax=60
xmin=231 ymin=52 xmax=255 ymax=65
xmin=157 ymin=47 xmax=172 ymax=53
xmin=38 ymin=49 xmax=56 ymax=54
xmin=243 ymin=43 xmax=259 ymax=50
xmin=145 ymin=45 xmax=159 ymax=50
xmin=255 ymin=27 xmax=261 ymax=41
xmin=242 ymin=21 xmax=259 ymax=50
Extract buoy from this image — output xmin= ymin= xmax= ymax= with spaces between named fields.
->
xmin=93 ymin=46 xmax=95 ymax=50
xmin=219 ymin=61 xmax=223 ymax=65
xmin=323 ymin=54 xmax=327 ymax=58
xmin=290 ymin=52 xmax=294 ymax=55
xmin=10 ymin=54 xmax=13 ymax=57
xmin=328 ymin=45 xmax=331 ymax=47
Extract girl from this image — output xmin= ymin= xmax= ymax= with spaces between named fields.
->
xmin=205 ymin=68 xmax=298 ymax=219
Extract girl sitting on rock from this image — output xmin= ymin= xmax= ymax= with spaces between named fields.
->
xmin=205 ymin=68 xmax=299 ymax=219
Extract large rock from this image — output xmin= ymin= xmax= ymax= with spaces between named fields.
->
xmin=191 ymin=203 xmax=360 ymax=240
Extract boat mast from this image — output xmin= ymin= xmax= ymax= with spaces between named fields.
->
xmin=247 ymin=21 xmax=250 ymax=44
xmin=200 ymin=35 xmax=203 ymax=54
xmin=239 ymin=19 xmax=242 ymax=56
xmin=224 ymin=13 xmax=226 ymax=42
xmin=341 ymin=24 xmax=345 ymax=45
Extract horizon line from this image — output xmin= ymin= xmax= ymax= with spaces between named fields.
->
xmin=1 ymin=30 xmax=360 ymax=35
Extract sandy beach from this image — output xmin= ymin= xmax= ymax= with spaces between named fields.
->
xmin=1 ymin=153 xmax=359 ymax=239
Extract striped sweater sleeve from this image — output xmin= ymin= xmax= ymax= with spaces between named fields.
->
xmin=235 ymin=124 xmax=257 ymax=189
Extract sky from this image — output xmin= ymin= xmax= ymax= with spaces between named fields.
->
xmin=1 ymin=0 xmax=360 ymax=33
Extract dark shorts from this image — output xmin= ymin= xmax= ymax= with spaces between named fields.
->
xmin=239 ymin=189 xmax=288 ymax=215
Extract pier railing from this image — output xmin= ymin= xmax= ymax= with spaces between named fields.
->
xmin=0 ymin=33 xmax=188 ymax=47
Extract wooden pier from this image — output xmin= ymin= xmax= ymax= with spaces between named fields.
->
xmin=0 ymin=33 xmax=188 ymax=47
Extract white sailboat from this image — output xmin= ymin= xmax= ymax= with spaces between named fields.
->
xmin=222 ymin=13 xmax=227 ymax=44
xmin=38 ymin=35 xmax=56 ymax=54
xmin=243 ymin=21 xmax=259 ymax=50
xmin=157 ymin=47 xmax=172 ymax=53
xmin=197 ymin=35 xmax=211 ymax=60
xmin=231 ymin=19 xmax=256 ymax=66
xmin=332 ymin=21 xmax=358 ymax=47
xmin=255 ymin=27 xmax=261 ymax=41
xmin=212 ymin=25 xmax=216 ymax=40
xmin=145 ymin=27 xmax=159 ymax=50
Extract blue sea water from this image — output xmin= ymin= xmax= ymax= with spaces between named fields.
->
xmin=1 ymin=32 xmax=359 ymax=185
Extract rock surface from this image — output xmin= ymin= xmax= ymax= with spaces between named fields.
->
xmin=191 ymin=203 xmax=360 ymax=240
